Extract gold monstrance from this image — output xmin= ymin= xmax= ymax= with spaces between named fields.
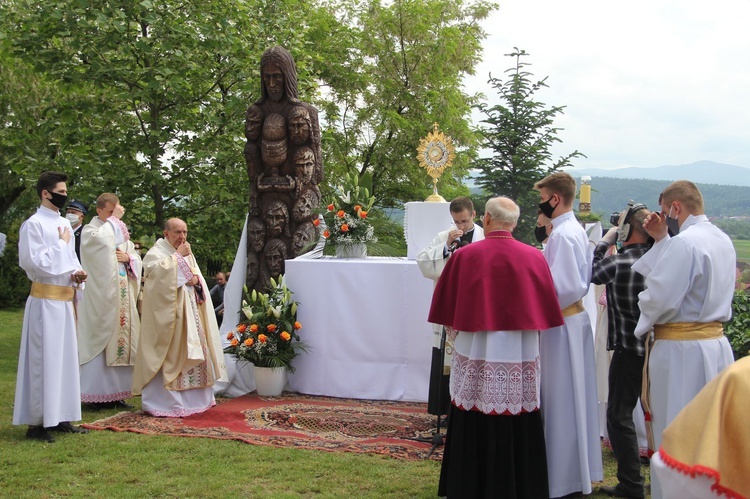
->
xmin=417 ymin=123 xmax=456 ymax=202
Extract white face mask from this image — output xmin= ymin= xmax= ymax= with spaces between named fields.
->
xmin=66 ymin=213 xmax=81 ymax=225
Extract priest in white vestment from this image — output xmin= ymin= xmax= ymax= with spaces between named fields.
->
xmin=535 ymin=172 xmax=603 ymax=497
xmin=416 ymin=196 xmax=484 ymax=417
xmin=633 ymin=180 xmax=735 ymax=499
xmin=13 ymin=171 xmax=89 ymax=442
xmin=132 ymin=218 xmax=226 ymax=417
xmin=78 ymin=193 xmax=141 ymax=408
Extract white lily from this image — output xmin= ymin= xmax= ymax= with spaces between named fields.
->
xmin=242 ymin=306 xmax=253 ymax=320
xmin=269 ymin=305 xmax=282 ymax=319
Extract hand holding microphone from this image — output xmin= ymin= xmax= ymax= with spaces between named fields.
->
xmin=449 ymin=239 xmax=469 ymax=252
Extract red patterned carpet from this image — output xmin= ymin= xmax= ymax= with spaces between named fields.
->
xmin=83 ymin=392 xmax=444 ymax=461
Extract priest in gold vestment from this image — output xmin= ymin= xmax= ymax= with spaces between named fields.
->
xmin=132 ymin=218 xmax=226 ymax=417
xmin=78 ymin=194 xmax=141 ymax=408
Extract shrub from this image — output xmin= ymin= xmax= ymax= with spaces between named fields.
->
xmin=724 ymin=289 xmax=750 ymax=359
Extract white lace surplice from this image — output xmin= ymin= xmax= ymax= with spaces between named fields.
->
xmin=450 ymin=329 xmax=541 ymax=415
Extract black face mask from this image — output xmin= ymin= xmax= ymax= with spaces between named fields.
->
xmin=665 ymin=207 xmax=679 ymax=236
xmin=534 ymin=226 xmax=548 ymax=243
xmin=665 ymin=216 xmax=680 ymax=236
xmin=47 ymin=191 xmax=68 ymax=210
xmin=538 ymin=197 xmax=556 ymax=218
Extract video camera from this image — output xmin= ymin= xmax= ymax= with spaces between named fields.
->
xmin=610 ymin=212 xmax=621 ymax=226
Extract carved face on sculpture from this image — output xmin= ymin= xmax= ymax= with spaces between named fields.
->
xmin=246 ymin=252 xmax=260 ymax=286
xmin=292 ymin=222 xmax=317 ymax=257
xmin=247 ymin=218 xmax=266 ymax=254
xmin=293 ymin=147 xmax=315 ymax=185
xmin=292 ymin=188 xmax=320 ymax=223
xmin=245 ymin=105 xmax=264 ymax=141
xmin=263 ymin=200 xmax=289 ymax=238
xmin=259 ymin=46 xmax=299 ymax=104
xmin=288 ymin=106 xmax=311 ymax=145
xmin=262 ymin=62 xmax=285 ymax=103
xmin=264 ymin=239 xmax=287 ymax=278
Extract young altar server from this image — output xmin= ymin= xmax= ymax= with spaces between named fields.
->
xmin=14 ymin=171 xmax=89 ymax=442
xmin=634 ymin=180 xmax=735 ymax=499
xmin=534 ymin=171 xmax=603 ymax=497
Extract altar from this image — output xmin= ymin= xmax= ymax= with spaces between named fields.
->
xmin=284 ymin=257 xmax=434 ymax=402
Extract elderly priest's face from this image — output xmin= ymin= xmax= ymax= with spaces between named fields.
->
xmin=164 ymin=219 xmax=188 ymax=249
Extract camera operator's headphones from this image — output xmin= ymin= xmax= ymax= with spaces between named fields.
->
xmin=618 ymin=201 xmax=648 ymax=242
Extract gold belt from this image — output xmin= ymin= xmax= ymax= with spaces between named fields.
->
xmin=561 ymin=299 xmax=584 ymax=317
xmin=30 ymin=282 xmax=75 ymax=302
xmin=654 ymin=321 xmax=724 ymax=340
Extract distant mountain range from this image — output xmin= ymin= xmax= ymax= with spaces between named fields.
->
xmin=464 ymin=160 xmax=750 ymax=218
xmin=566 ymin=160 xmax=750 ymax=187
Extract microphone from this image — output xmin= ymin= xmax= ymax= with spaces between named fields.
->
xmin=449 ymin=240 xmax=469 ymax=252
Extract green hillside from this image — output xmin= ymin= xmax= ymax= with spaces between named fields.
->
xmin=581 ymin=177 xmax=750 ymax=219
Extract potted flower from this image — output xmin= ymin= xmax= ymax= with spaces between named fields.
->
xmin=224 ymin=275 xmax=308 ymax=395
xmin=322 ymin=172 xmax=377 ymax=258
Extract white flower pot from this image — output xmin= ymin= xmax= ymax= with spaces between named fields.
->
xmin=252 ymin=365 xmax=287 ymax=396
xmin=335 ymin=243 xmax=367 ymax=259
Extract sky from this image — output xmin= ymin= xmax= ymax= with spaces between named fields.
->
xmin=464 ymin=0 xmax=750 ymax=170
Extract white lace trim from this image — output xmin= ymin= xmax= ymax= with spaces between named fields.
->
xmin=81 ymin=391 xmax=131 ymax=403
xmin=450 ymin=353 xmax=541 ymax=415
xmin=144 ymin=400 xmax=216 ymax=418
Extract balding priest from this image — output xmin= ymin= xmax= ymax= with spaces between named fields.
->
xmin=429 ymin=196 xmax=563 ymax=498
xmin=132 ymin=218 xmax=226 ymax=417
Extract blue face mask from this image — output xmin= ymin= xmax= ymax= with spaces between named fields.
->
xmin=665 ymin=206 xmax=679 ymax=236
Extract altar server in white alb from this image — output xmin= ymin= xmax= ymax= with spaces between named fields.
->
xmin=78 ymin=193 xmax=141 ymax=409
xmin=534 ymin=172 xmax=602 ymax=498
xmin=416 ymin=196 xmax=484 ymax=417
xmin=633 ymin=180 xmax=735 ymax=499
xmin=13 ymin=171 xmax=90 ymax=442
xmin=132 ymin=218 xmax=226 ymax=417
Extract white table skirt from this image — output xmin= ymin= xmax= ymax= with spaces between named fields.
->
xmin=284 ymin=257 xmax=434 ymax=402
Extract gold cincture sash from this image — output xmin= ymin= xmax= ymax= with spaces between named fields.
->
xmin=654 ymin=321 xmax=724 ymax=340
xmin=30 ymin=282 xmax=75 ymax=302
xmin=641 ymin=321 xmax=725 ymax=455
xmin=561 ymin=299 xmax=584 ymax=317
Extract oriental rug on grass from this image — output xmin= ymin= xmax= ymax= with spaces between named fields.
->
xmin=83 ymin=392 xmax=444 ymax=461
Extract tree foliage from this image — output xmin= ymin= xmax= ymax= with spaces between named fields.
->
xmin=0 ymin=0 xmax=497 ymax=293
xmin=3 ymin=0 xmax=320 ymax=265
xmin=475 ymin=48 xmax=584 ymax=243
xmin=313 ymin=0 xmax=496 ymax=207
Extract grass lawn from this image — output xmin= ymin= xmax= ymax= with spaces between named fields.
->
xmin=0 ymin=308 xmax=646 ymax=498
xmin=733 ymin=239 xmax=750 ymax=264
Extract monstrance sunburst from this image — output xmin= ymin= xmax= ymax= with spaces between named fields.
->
xmin=417 ymin=123 xmax=456 ymax=202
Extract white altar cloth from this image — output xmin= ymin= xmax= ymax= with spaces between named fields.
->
xmin=284 ymin=257 xmax=434 ymax=402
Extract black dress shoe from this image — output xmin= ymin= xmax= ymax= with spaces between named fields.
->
xmin=47 ymin=422 xmax=89 ymax=434
xmin=599 ymin=485 xmax=645 ymax=499
xmin=26 ymin=426 xmax=55 ymax=443
xmin=83 ymin=402 xmax=112 ymax=411
xmin=112 ymin=400 xmax=134 ymax=409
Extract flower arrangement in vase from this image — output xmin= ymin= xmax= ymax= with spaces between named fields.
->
xmin=224 ymin=275 xmax=308 ymax=373
xmin=321 ymin=172 xmax=377 ymax=256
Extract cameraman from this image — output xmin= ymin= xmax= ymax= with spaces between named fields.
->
xmin=592 ymin=203 xmax=652 ymax=499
